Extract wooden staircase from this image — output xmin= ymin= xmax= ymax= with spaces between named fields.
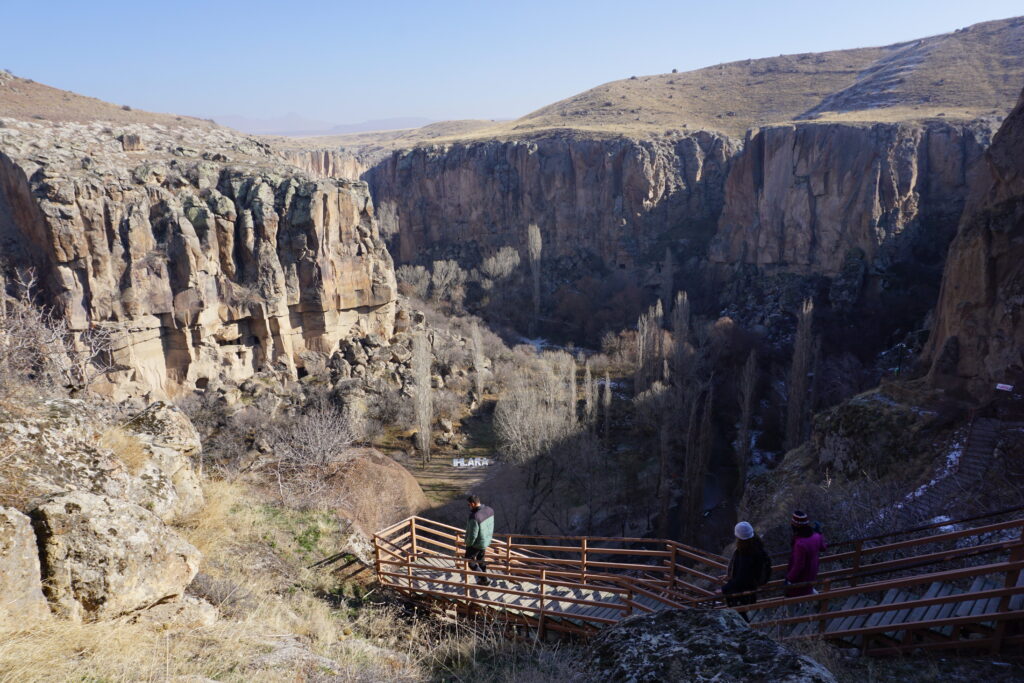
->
xmin=373 ymin=511 xmax=1024 ymax=651
xmin=373 ymin=516 xmax=725 ymax=636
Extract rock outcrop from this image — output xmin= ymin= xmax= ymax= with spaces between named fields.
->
xmin=589 ymin=608 xmax=836 ymax=682
xmin=30 ymin=490 xmax=201 ymax=621
xmin=0 ymin=117 xmax=397 ymax=399
xmin=926 ymin=87 xmax=1024 ymax=397
xmin=0 ymin=399 xmax=203 ymax=523
xmin=0 ymin=506 xmax=49 ymax=622
xmin=709 ymin=121 xmax=995 ymax=276
xmin=365 ymin=133 xmax=736 ymax=269
xmin=330 ymin=448 xmax=429 ymax=536
xmin=281 ymin=149 xmax=372 ymax=181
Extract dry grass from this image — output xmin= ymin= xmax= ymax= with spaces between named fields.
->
xmin=99 ymin=426 xmax=150 ymax=475
xmin=0 ymin=472 xmax=593 ymax=681
xmin=0 ymin=71 xmax=216 ymax=128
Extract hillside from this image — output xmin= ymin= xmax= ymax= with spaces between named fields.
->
xmin=0 ymin=70 xmax=217 ymax=129
xmin=286 ymin=15 xmax=1024 ymax=157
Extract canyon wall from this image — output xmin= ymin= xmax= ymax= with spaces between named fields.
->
xmin=0 ymin=119 xmax=396 ymax=399
xmin=363 ymin=120 xmax=994 ymax=297
xmin=709 ymin=121 xmax=996 ymax=276
xmin=926 ymin=89 xmax=1024 ymax=396
xmin=365 ymin=133 xmax=737 ymax=270
xmin=281 ymin=149 xmax=372 ymax=181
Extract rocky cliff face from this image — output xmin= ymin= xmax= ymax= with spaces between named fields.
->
xmin=364 ymin=119 xmax=994 ymax=305
xmin=709 ymin=121 xmax=996 ymax=276
xmin=0 ymin=118 xmax=396 ymax=399
xmin=926 ymin=89 xmax=1024 ymax=396
xmin=365 ymin=133 xmax=736 ymax=269
xmin=281 ymin=148 xmax=372 ymax=181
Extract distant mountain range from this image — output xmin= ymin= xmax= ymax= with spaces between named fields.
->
xmin=211 ymin=113 xmax=435 ymax=136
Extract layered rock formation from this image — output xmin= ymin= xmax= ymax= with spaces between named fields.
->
xmin=709 ymin=121 xmax=995 ymax=276
xmin=281 ymin=148 xmax=372 ymax=181
xmin=926 ymin=88 xmax=1024 ymax=396
xmin=364 ymin=119 xmax=994 ymax=303
xmin=0 ymin=117 xmax=396 ymax=399
xmin=365 ymin=133 xmax=736 ymax=269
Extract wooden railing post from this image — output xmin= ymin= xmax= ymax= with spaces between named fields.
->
xmin=816 ymin=579 xmax=831 ymax=635
xmin=538 ymin=569 xmax=547 ymax=638
xmin=851 ymin=540 xmax=864 ymax=587
xmin=670 ymin=544 xmax=678 ymax=592
xmin=507 ymin=535 xmax=513 ymax=574
xmin=410 ymin=518 xmax=418 ymax=558
xmin=373 ymin=535 xmax=381 ymax=576
xmin=991 ymin=525 xmax=1024 ymax=653
xmin=581 ymin=537 xmax=588 ymax=583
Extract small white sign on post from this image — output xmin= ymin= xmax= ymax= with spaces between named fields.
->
xmin=452 ymin=457 xmax=491 ymax=468
xmin=996 ymin=383 xmax=1014 ymax=392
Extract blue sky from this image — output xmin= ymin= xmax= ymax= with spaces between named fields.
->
xmin=2 ymin=1 xmax=1021 ymax=125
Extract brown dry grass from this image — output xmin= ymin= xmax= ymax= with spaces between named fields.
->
xmin=0 ymin=71 xmax=216 ymax=128
xmin=98 ymin=426 xmax=150 ymax=475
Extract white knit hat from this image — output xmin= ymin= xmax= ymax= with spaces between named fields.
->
xmin=734 ymin=521 xmax=755 ymax=540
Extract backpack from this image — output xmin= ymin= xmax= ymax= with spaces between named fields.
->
xmin=757 ymin=548 xmax=773 ymax=586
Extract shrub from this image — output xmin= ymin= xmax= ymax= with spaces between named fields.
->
xmin=480 ymin=246 xmax=521 ymax=280
xmin=396 ymin=265 xmax=430 ymax=299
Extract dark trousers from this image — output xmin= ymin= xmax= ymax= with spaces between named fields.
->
xmin=723 ymin=589 xmax=756 ymax=622
xmin=465 ymin=547 xmax=488 ymax=584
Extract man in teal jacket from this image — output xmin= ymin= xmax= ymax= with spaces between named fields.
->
xmin=465 ymin=494 xmax=494 ymax=586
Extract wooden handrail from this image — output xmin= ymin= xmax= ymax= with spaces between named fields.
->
xmin=372 ymin=512 xmax=1024 ymax=647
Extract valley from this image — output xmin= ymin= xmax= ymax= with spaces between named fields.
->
xmin=0 ymin=11 xmax=1023 ymax=682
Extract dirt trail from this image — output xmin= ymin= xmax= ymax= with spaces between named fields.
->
xmin=380 ymin=408 xmax=499 ymax=508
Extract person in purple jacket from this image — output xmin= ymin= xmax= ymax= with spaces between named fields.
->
xmin=784 ymin=510 xmax=827 ymax=597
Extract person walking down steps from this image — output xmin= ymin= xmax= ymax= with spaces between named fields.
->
xmin=464 ymin=495 xmax=494 ymax=586
xmin=721 ymin=521 xmax=772 ymax=621
xmin=785 ymin=510 xmax=827 ymax=597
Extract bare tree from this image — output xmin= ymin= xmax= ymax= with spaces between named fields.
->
xmin=527 ymin=223 xmax=542 ymax=334
xmin=0 ymin=270 xmax=116 ymax=398
xmin=635 ymin=299 xmax=664 ymax=393
xmin=785 ymin=299 xmax=815 ymax=451
xmin=583 ymin=361 xmax=596 ymax=426
xmin=470 ymin=322 xmax=485 ymax=398
xmin=602 ymin=370 xmax=612 ymax=445
xmin=266 ymin=403 xmax=356 ymax=503
xmin=396 ymin=264 xmax=431 ymax=299
xmin=430 ymin=260 xmax=466 ymax=307
xmin=659 ymin=248 xmax=675 ymax=312
xmin=735 ymin=349 xmax=758 ymax=498
xmin=480 ymin=246 xmax=520 ymax=280
xmin=412 ymin=332 xmax=433 ymax=465
xmin=681 ymin=383 xmax=714 ymax=544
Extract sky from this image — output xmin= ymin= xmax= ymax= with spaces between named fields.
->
xmin=2 ymin=1 xmax=1021 ymax=128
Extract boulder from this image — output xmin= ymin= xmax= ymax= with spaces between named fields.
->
xmin=0 ymin=399 xmax=204 ymax=523
xmin=30 ymin=490 xmax=201 ymax=621
xmin=0 ymin=506 xmax=49 ymax=622
xmin=120 ymin=401 xmax=205 ymax=520
xmin=589 ymin=609 xmax=836 ymax=683
xmin=328 ymin=448 xmax=429 ymax=536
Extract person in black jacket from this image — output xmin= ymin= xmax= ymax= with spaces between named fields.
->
xmin=721 ymin=521 xmax=771 ymax=621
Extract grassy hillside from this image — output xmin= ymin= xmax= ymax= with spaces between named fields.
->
xmin=287 ymin=15 xmax=1024 ymax=155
